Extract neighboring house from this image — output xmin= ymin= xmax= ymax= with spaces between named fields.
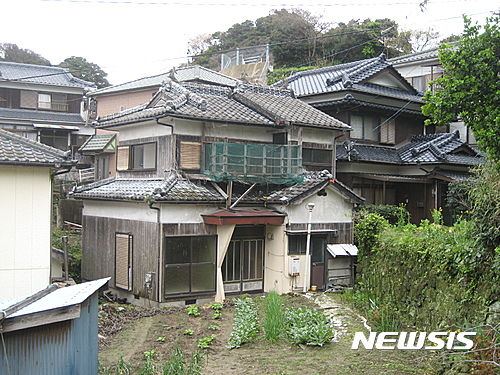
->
xmin=275 ymin=54 xmax=483 ymax=223
xmin=389 ymin=46 xmax=476 ymax=145
xmin=0 ymin=61 xmax=95 ymax=156
xmin=78 ymin=130 xmax=117 ymax=181
xmin=0 ymin=278 xmax=109 ymax=374
xmin=72 ymin=78 xmax=364 ymax=305
xmin=87 ymin=65 xmax=240 ymax=118
xmin=0 ymin=128 xmax=74 ymax=300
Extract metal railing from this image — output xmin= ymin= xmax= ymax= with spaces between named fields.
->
xmin=78 ymin=167 xmax=95 ymax=183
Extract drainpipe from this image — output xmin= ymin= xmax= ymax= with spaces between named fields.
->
xmin=303 ymin=202 xmax=315 ymax=293
xmin=148 ymin=202 xmax=162 ymax=303
xmin=332 ymin=132 xmax=345 ymax=179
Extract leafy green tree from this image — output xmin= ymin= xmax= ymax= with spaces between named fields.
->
xmin=59 ymin=56 xmax=110 ymax=88
xmin=189 ymin=11 xmax=410 ymax=70
xmin=422 ymin=16 xmax=500 ymax=163
xmin=0 ymin=43 xmax=51 ymax=65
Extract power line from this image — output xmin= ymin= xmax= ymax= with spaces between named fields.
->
xmin=40 ymin=0 xmax=474 ymax=7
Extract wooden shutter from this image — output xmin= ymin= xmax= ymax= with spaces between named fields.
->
xmin=20 ymin=90 xmax=37 ymax=109
xmin=380 ymin=119 xmax=395 ymax=145
xmin=116 ymin=146 xmax=130 ymax=171
xmin=180 ymin=141 xmax=201 ymax=169
xmin=115 ymin=233 xmax=131 ymax=290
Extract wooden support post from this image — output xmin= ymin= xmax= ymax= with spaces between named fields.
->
xmin=226 ymin=181 xmax=233 ymax=209
xmin=63 ymin=236 xmax=69 ymax=281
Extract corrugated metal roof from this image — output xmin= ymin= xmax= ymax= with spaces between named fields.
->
xmin=0 ymin=61 xmax=94 ymax=88
xmin=0 ymin=278 xmax=110 ymax=318
xmin=0 ymin=128 xmax=74 ymax=167
xmin=327 ymin=244 xmax=358 ymax=257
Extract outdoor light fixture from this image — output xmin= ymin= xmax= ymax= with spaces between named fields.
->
xmin=303 ymin=202 xmax=315 ymax=292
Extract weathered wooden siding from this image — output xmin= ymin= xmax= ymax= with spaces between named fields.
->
xmin=163 ymin=223 xmax=217 ymax=236
xmin=117 ymin=135 xmax=173 ymax=179
xmin=82 ymin=215 xmax=159 ymax=300
xmin=287 ymin=222 xmax=353 ymax=244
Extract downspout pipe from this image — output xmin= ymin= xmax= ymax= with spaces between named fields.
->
xmin=148 ymin=201 xmax=162 ymax=303
xmin=332 ymin=131 xmax=346 ymax=179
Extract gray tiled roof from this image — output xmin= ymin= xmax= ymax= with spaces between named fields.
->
xmin=72 ymin=175 xmax=224 ymax=202
xmin=0 ymin=61 xmax=94 ymax=88
xmin=97 ymin=80 xmax=350 ymax=130
xmin=88 ymin=65 xmax=240 ymax=96
xmin=0 ymin=107 xmax=85 ymax=124
xmin=234 ymin=85 xmax=349 ymax=129
xmin=72 ymin=169 xmax=363 ymax=204
xmin=388 ymin=47 xmax=440 ymax=66
xmin=79 ymin=133 xmax=115 ymax=153
xmin=337 ymin=131 xmax=484 ymax=166
xmin=0 ymin=128 xmax=73 ymax=167
xmin=274 ymin=54 xmax=422 ymax=103
xmin=266 ymin=170 xmax=364 ymax=204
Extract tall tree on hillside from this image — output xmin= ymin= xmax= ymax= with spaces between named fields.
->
xmin=189 ymin=11 xmax=410 ymax=71
xmin=422 ymin=15 xmax=500 ymax=163
xmin=0 ymin=43 xmax=51 ymax=65
xmin=59 ymin=56 xmax=110 ymax=88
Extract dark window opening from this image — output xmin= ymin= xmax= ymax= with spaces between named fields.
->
xmin=164 ymin=235 xmax=216 ymax=297
xmin=302 ymin=148 xmax=331 ymax=165
xmin=288 ymin=235 xmax=326 ymax=262
xmin=130 ymin=142 xmax=156 ymax=170
xmin=39 ymin=129 xmax=68 ymax=150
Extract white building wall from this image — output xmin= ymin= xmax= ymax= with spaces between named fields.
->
xmin=0 ymin=166 xmax=52 ymax=300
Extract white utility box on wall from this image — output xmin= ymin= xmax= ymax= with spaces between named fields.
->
xmin=289 ymin=257 xmax=300 ymax=276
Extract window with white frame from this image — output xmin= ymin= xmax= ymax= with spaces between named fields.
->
xmin=38 ymin=93 xmax=51 ymax=109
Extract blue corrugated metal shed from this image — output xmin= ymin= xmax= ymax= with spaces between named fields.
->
xmin=0 ymin=278 xmax=109 ymax=375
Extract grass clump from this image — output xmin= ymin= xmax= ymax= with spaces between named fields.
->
xmin=99 ymin=356 xmax=131 ymax=375
xmin=285 ymin=307 xmax=334 ymax=346
xmin=197 ymin=335 xmax=216 ymax=349
xmin=162 ymin=347 xmax=204 ymax=375
xmin=264 ymin=291 xmax=286 ymax=342
xmin=227 ymin=297 xmax=259 ymax=348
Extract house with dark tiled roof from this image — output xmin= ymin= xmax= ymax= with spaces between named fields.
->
xmin=87 ymin=65 xmax=241 ymax=118
xmin=0 ymin=61 xmax=95 ymax=157
xmin=72 ymin=75 xmax=365 ymax=305
xmin=389 ymin=45 xmax=477 ymax=145
xmin=0 ymin=128 xmax=75 ymax=300
xmin=274 ymin=54 xmax=483 ymax=223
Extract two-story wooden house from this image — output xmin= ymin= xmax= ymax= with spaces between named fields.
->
xmin=276 ymin=54 xmax=483 ymax=223
xmin=72 ymin=79 xmax=363 ymax=305
xmin=0 ymin=61 xmax=95 ymax=156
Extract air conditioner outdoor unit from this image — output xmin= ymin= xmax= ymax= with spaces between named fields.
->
xmin=289 ymin=257 xmax=300 ymax=276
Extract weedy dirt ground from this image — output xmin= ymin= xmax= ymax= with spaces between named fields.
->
xmin=99 ymin=293 xmax=439 ymax=375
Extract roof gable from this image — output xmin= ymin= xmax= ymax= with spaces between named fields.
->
xmin=96 ymin=79 xmax=350 ymax=130
xmin=275 ymin=54 xmax=421 ymax=102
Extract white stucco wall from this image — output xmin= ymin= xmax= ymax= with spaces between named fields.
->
xmin=82 ymin=200 xmax=158 ymax=222
xmin=0 ymin=166 xmax=52 ymax=300
xmin=281 ymin=186 xmax=354 ymax=224
xmin=115 ymin=121 xmax=173 ymax=142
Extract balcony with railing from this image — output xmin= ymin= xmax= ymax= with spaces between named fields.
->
xmin=202 ymin=142 xmax=303 ymax=184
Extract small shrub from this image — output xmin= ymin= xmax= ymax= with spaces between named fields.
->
xmin=227 ymin=297 xmax=259 ymax=348
xmin=358 ymin=204 xmax=410 ymax=225
xmin=208 ymin=325 xmax=219 ymax=331
xmin=264 ymin=291 xmax=286 ymax=342
xmin=210 ymin=303 xmax=223 ymax=311
xmin=212 ymin=312 xmax=222 ymax=320
xmin=285 ymin=307 xmax=334 ymax=346
xmin=183 ymin=329 xmax=194 ymax=336
xmin=197 ymin=335 xmax=215 ymax=349
xmin=185 ymin=305 xmax=200 ymax=317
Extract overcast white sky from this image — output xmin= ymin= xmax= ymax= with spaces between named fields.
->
xmin=1 ymin=0 xmax=496 ymax=85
